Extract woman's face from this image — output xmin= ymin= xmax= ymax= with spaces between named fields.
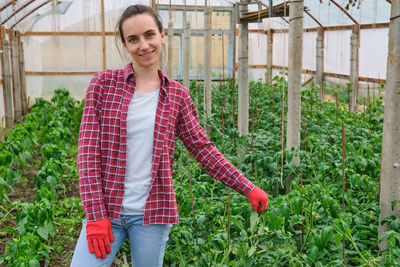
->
xmin=122 ymin=13 xmax=165 ymax=69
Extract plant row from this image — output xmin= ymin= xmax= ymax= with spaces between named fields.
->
xmin=163 ymin=77 xmax=399 ymax=266
xmin=0 ymin=89 xmax=83 ymax=267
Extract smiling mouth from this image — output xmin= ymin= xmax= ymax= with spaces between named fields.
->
xmin=139 ymin=50 xmax=155 ymax=57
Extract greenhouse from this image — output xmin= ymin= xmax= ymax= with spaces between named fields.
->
xmin=0 ymin=0 xmax=399 ymax=266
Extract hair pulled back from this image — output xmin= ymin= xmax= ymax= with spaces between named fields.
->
xmin=117 ymin=5 xmax=163 ymax=44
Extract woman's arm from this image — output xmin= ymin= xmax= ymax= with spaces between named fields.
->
xmin=176 ymin=89 xmax=255 ymax=196
xmin=77 ymin=73 xmax=108 ymax=222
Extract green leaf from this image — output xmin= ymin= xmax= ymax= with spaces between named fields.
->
xmin=47 ymin=176 xmax=57 ymax=187
xmin=17 ymin=216 xmax=28 ymax=235
xmin=308 ymin=245 xmax=319 ymax=261
xmin=248 ymin=246 xmax=256 ymax=257
xmin=250 ymin=210 xmax=259 ymax=232
xmin=37 ymin=225 xmax=49 ymax=240
xmin=333 ymin=233 xmax=343 ymax=246
xmin=28 ymin=259 xmax=40 ymax=267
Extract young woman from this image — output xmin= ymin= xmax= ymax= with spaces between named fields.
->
xmin=71 ymin=5 xmax=268 ymax=267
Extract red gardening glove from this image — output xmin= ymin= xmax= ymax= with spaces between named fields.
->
xmin=86 ymin=218 xmax=115 ymax=259
xmin=247 ymin=186 xmax=268 ymax=216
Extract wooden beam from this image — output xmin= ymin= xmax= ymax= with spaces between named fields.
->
xmin=156 ymin=4 xmax=232 ymax=9
xmin=1 ymin=39 xmax=14 ymax=128
xmin=25 ymin=71 xmax=98 ymax=75
xmin=272 ymin=22 xmax=390 ymax=33
xmin=11 ymin=34 xmax=22 ymax=120
xmin=18 ymin=32 xmax=28 ymax=115
xmin=20 ymin=22 xmax=389 ymax=37
xmin=1 ymin=0 xmax=36 ymax=25
xmin=22 ymin=31 xmax=118 ymax=36
xmin=100 ymin=0 xmax=106 ymax=70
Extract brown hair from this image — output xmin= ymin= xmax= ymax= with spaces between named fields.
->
xmin=116 ymin=5 xmax=163 ymax=44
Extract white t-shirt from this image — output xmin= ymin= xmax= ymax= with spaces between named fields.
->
xmin=121 ymin=89 xmax=159 ymax=215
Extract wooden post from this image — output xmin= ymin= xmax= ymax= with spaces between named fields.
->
xmin=100 ymin=0 xmax=106 ymax=70
xmin=350 ymin=25 xmax=360 ymax=111
xmin=183 ymin=20 xmax=191 ymax=89
xmin=316 ymin=27 xmax=324 ymax=101
xmin=204 ymin=6 xmax=212 ymax=136
xmin=266 ymin=29 xmax=273 ymax=84
xmin=238 ymin=1 xmax=249 ymax=135
xmin=168 ymin=18 xmax=174 ymax=78
xmin=286 ymin=0 xmax=304 ymax=192
xmin=0 ymin=27 xmax=6 ymax=128
xmin=18 ymin=33 xmax=28 ymax=115
xmin=1 ymin=38 xmax=14 ymax=128
xmin=11 ymin=33 xmax=22 ymax=121
xmin=379 ymin=0 xmax=400 ymax=251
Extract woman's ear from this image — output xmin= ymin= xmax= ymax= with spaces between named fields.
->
xmin=161 ymin=29 xmax=166 ymax=44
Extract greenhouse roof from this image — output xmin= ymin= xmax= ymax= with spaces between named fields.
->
xmin=0 ymin=0 xmax=392 ymax=32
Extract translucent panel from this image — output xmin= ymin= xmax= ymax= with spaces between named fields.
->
xmin=359 ymin=28 xmax=388 ymax=79
xmin=14 ymin=0 xmax=101 ymax=32
xmin=25 ymin=75 xmax=93 ymax=104
xmin=212 ymin=11 xmax=231 ymax=30
xmin=272 ymin=33 xmax=289 ymax=67
xmin=106 ymin=36 xmax=130 ymax=70
xmin=23 ymin=35 xmax=102 ymax=72
xmin=249 ymin=33 xmax=267 ymax=65
xmin=324 ymin=30 xmax=352 ymax=75
xmin=302 ymin=32 xmax=317 ymax=70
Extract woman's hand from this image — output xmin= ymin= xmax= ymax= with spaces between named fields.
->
xmin=247 ymin=186 xmax=268 ymax=215
xmin=86 ymin=217 xmax=115 ymax=259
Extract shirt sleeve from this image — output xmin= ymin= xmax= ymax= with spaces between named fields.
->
xmin=77 ymin=73 xmax=108 ymax=222
xmin=176 ymin=89 xmax=255 ymax=196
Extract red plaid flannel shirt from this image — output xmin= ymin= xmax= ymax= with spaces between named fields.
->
xmin=78 ymin=63 xmax=255 ymax=225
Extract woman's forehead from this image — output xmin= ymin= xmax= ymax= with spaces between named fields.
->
xmin=122 ymin=14 xmax=158 ymax=34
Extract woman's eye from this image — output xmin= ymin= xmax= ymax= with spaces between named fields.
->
xmin=128 ymin=37 xmax=137 ymax=43
xmin=147 ymin=32 xmax=154 ymax=38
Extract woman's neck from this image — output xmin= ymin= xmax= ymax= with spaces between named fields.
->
xmin=131 ymin=62 xmax=159 ymax=82
xmin=132 ymin=63 xmax=161 ymax=93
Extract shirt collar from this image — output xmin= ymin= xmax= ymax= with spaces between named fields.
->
xmin=123 ymin=63 xmax=171 ymax=94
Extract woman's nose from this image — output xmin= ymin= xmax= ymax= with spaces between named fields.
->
xmin=139 ymin=39 xmax=150 ymax=49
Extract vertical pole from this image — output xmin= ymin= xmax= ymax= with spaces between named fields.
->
xmin=183 ymin=21 xmax=191 ymax=89
xmin=350 ymin=25 xmax=360 ymax=111
xmin=379 ymin=0 xmax=400 ymax=251
xmin=204 ymin=6 xmax=212 ymax=136
xmin=101 ymin=0 xmax=106 ymax=70
xmin=233 ymin=6 xmax=237 ymax=82
xmin=168 ymin=18 xmax=174 ymax=78
xmin=238 ymin=1 xmax=249 ymax=135
xmin=266 ymin=29 xmax=273 ymax=84
xmin=228 ymin=10 xmax=234 ymax=78
xmin=18 ymin=33 xmax=27 ymax=115
xmin=11 ymin=33 xmax=22 ymax=121
xmin=0 ymin=27 xmax=6 ymax=128
xmin=286 ymin=0 xmax=303 ymax=192
xmin=2 ymin=38 xmax=14 ymax=128
xmin=316 ymin=27 xmax=324 ymax=101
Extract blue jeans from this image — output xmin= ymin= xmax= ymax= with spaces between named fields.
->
xmin=70 ymin=215 xmax=172 ymax=267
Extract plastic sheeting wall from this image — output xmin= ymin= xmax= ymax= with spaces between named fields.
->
xmin=245 ymin=27 xmax=388 ymax=83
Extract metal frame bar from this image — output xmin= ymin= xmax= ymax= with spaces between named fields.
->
xmin=2 ymin=0 xmax=36 ymax=25
xmin=0 ymin=0 xmax=15 ymax=13
xmin=10 ymin=0 xmax=52 ymax=28
xmin=329 ymin=0 xmax=359 ymax=25
xmin=305 ymin=9 xmax=323 ymax=28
